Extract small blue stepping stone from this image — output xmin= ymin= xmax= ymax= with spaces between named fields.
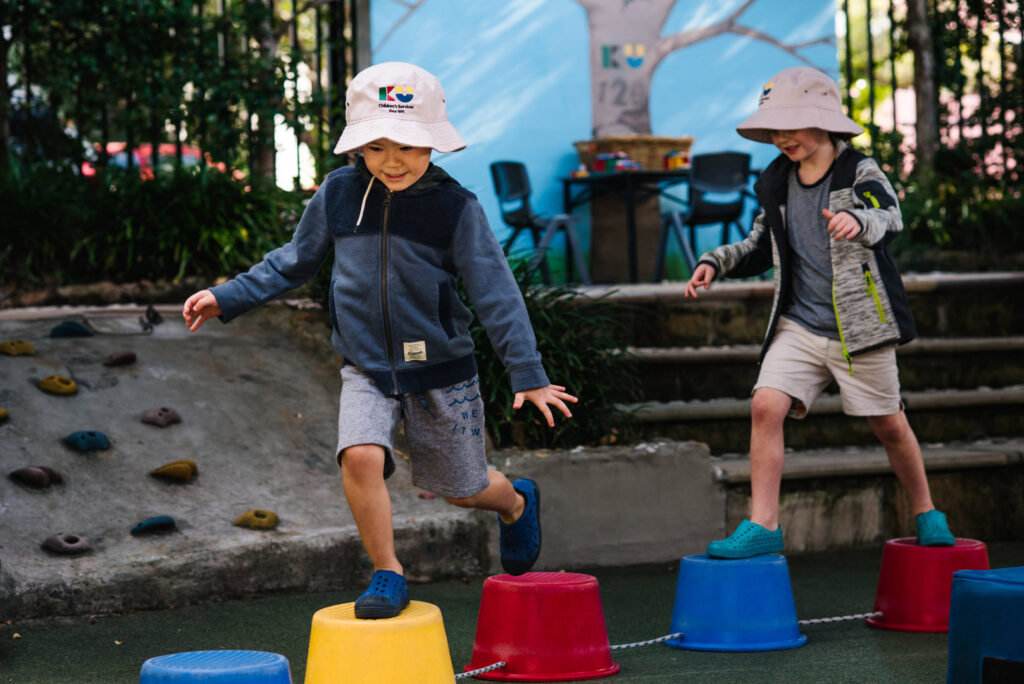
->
xmin=140 ymin=650 xmax=292 ymax=683
xmin=49 ymin=320 xmax=93 ymax=338
xmin=131 ymin=515 xmax=177 ymax=536
xmin=64 ymin=430 xmax=111 ymax=451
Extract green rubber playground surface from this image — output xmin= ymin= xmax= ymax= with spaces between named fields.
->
xmin=4 ymin=542 xmax=1023 ymax=683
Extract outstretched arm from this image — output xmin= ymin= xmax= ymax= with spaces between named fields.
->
xmin=513 ymin=385 xmax=578 ymax=427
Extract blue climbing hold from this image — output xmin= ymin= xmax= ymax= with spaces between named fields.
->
xmin=131 ymin=515 xmax=177 ymax=536
xmin=64 ymin=430 xmax=111 ymax=452
xmin=49 ymin=321 xmax=93 ymax=338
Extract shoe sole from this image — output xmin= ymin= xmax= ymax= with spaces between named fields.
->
xmin=354 ymin=599 xmax=409 ymax=620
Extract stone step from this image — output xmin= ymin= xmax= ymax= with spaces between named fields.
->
xmin=631 ymin=336 xmax=1024 ymax=401
xmin=621 ymin=385 xmax=1024 ymax=453
xmin=578 ymin=271 xmax=1024 ymax=347
xmin=711 ymin=437 xmax=1024 ymax=554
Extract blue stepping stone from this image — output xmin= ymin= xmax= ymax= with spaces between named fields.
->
xmin=131 ymin=515 xmax=177 ymax=536
xmin=64 ymin=430 xmax=111 ymax=451
xmin=140 ymin=650 xmax=292 ymax=684
xmin=49 ymin=320 xmax=93 ymax=338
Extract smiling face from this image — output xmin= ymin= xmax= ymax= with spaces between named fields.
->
xmin=769 ymin=128 xmax=834 ymax=166
xmin=361 ymin=138 xmax=432 ymax=191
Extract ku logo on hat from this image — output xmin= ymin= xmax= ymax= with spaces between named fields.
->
xmin=759 ymin=81 xmax=773 ymax=105
xmin=379 ymin=85 xmax=414 ymax=103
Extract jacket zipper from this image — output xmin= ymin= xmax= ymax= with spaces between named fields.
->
xmin=831 ymin=279 xmax=854 ymax=376
xmin=380 ymin=190 xmax=398 ymax=392
xmin=862 ymin=263 xmax=886 ymax=322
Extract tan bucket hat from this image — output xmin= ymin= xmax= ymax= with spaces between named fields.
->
xmin=334 ymin=61 xmax=466 ymax=154
xmin=736 ymin=66 xmax=863 ymax=144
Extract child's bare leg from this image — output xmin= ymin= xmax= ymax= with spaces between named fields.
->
xmin=445 ymin=470 xmax=525 ymax=524
xmin=867 ymin=412 xmax=935 ymax=515
xmin=340 ymin=444 xmax=403 ymax=574
xmin=749 ymin=387 xmax=792 ymax=530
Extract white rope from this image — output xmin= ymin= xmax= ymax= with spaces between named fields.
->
xmin=610 ymin=632 xmax=685 ymax=650
xmin=455 ymin=660 xmax=506 ymax=680
xmin=798 ymin=610 xmax=882 ymax=625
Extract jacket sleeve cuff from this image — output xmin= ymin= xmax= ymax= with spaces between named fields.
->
xmin=509 ymin=362 xmax=551 ymax=393
xmin=209 ymin=281 xmax=247 ymax=323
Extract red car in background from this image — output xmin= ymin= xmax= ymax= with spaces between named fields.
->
xmin=81 ymin=142 xmax=241 ymax=180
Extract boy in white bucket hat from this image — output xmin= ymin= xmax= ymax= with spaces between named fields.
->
xmin=684 ymin=66 xmax=955 ymax=558
xmin=182 ymin=62 xmax=576 ymax=617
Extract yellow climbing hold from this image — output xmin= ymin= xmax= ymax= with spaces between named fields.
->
xmin=0 ymin=340 xmax=35 ymax=356
xmin=235 ymin=509 xmax=280 ymax=530
xmin=0 ymin=408 xmax=7 ymax=422
xmin=38 ymin=375 xmax=78 ymax=395
xmin=149 ymin=459 xmax=198 ymax=483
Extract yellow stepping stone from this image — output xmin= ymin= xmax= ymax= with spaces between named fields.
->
xmin=235 ymin=509 xmax=279 ymax=530
xmin=149 ymin=459 xmax=198 ymax=483
xmin=0 ymin=340 xmax=35 ymax=356
xmin=38 ymin=375 xmax=78 ymax=395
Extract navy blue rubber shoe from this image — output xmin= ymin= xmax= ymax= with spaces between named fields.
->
xmin=354 ymin=570 xmax=409 ymax=619
xmin=499 ymin=478 xmax=541 ymax=575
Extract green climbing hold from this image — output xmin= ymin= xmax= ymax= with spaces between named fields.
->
xmin=150 ymin=459 xmax=198 ymax=483
xmin=64 ymin=430 xmax=111 ymax=452
xmin=235 ymin=509 xmax=280 ymax=530
xmin=0 ymin=340 xmax=35 ymax=356
xmin=50 ymin=321 xmax=93 ymax=338
xmin=38 ymin=375 xmax=78 ymax=395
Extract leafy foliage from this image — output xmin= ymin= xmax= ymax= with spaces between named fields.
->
xmin=0 ymin=157 xmax=307 ymax=287
xmin=464 ymin=262 xmax=640 ymax=450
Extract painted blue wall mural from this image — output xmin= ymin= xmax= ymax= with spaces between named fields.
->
xmin=369 ymin=0 xmax=838 ymax=277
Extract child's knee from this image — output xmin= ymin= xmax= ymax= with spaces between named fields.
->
xmin=750 ymin=389 xmax=790 ymax=425
xmin=444 ymin=493 xmax=476 ymax=508
xmin=339 ymin=444 xmax=385 ymax=477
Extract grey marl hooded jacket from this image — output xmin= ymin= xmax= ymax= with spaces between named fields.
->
xmin=696 ymin=142 xmax=916 ymax=369
xmin=211 ymin=159 xmax=549 ymax=396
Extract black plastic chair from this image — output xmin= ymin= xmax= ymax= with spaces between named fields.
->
xmin=490 ymin=161 xmax=590 ymax=285
xmin=654 ymin=152 xmax=754 ymax=282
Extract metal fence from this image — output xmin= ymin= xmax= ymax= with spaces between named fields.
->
xmin=3 ymin=0 xmax=360 ymax=189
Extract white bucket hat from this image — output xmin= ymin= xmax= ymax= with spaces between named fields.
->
xmin=333 ymin=61 xmax=466 ymax=154
xmin=736 ymin=66 xmax=863 ymax=144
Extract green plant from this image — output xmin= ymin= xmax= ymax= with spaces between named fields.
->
xmin=464 ymin=261 xmax=640 ymax=450
xmin=0 ymin=155 xmax=308 ymax=287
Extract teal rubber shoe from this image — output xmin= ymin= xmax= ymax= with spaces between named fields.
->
xmin=916 ymin=509 xmax=955 ymax=546
xmin=706 ymin=519 xmax=784 ymax=559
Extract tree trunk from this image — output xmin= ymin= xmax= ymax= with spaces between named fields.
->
xmin=0 ymin=32 xmax=10 ymax=164
xmin=906 ymin=0 xmax=938 ymax=173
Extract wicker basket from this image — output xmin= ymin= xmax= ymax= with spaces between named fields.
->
xmin=574 ymin=134 xmax=695 ymax=171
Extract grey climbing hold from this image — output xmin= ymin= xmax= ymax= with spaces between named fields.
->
xmin=142 ymin=407 xmax=182 ymax=427
xmin=64 ymin=430 xmax=111 ymax=451
xmin=50 ymin=321 xmax=93 ymax=338
xmin=9 ymin=466 xmax=63 ymax=488
xmin=41 ymin=533 xmax=91 ymax=555
xmin=103 ymin=350 xmax=137 ymax=367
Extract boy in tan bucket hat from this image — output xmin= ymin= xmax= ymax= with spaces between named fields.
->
xmin=685 ymin=66 xmax=955 ymax=558
xmin=183 ymin=62 xmax=577 ymax=617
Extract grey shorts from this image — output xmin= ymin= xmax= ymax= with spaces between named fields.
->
xmin=336 ymin=365 xmax=490 ymax=498
xmin=754 ymin=317 xmax=903 ymax=419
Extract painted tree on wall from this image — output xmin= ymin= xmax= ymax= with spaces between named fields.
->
xmin=374 ymin=0 xmax=834 ymax=138
xmin=574 ymin=0 xmax=833 ymax=136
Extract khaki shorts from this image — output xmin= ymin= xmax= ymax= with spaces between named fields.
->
xmin=753 ymin=317 xmax=903 ymax=419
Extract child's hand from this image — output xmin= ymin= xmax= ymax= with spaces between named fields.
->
xmin=823 ymin=209 xmax=862 ymax=240
xmin=182 ymin=289 xmax=222 ymax=331
xmin=513 ymin=384 xmax=578 ymax=427
xmin=684 ymin=263 xmax=716 ymax=298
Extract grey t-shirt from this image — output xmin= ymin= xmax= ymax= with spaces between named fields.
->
xmin=782 ymin=163 xmax=839 ymax=339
